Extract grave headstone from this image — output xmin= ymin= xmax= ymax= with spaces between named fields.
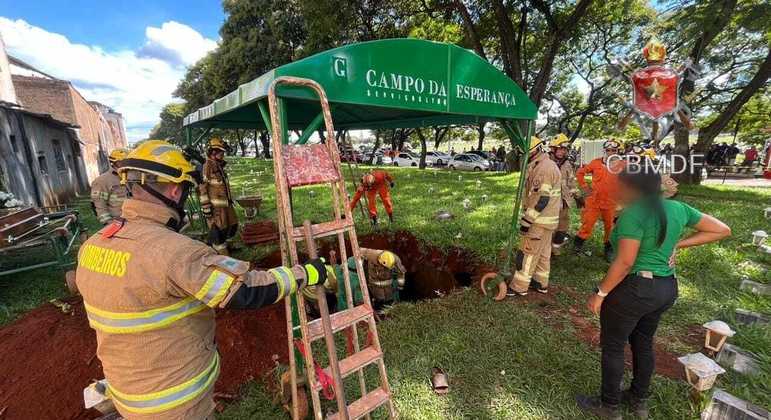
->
xmin=740 ymin=278 xmax=771 ymax=296
xmin=716 ymin=343 xmax=760 ymax=376
xmin=701 ymin=388 xmax=769 ymax=420
xmin=735 ymin=309 xmax=769 ymax=326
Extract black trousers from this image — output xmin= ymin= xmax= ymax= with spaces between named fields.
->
xmin=600 ymin=273 xmax=678 ymax=405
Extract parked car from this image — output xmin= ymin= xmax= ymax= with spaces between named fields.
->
xmin=448 ymin=153 xmax=490 ymax=171
xmin=393 ymin=152 xmax=421 ymax=167
xmin=364 ymin=151 xmax=392 ymax=165
xmin=425 ymin=151 xmax=451 ymax=166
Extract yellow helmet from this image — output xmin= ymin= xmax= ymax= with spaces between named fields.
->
xmin=529 ymin=136 xmax=547 ymax=153
xmin=108 ymin=148 xmax=128 ymax=164
xmin=378 ymin=251 xmax=396 ymax=269
xmin=208 ymin=137 xmax=227 ymax=152
xmin=642 ymin=149 xmax=657 ymax=160
xmin=549 ymin=134 xmax=570 ymax=149
xmin=118 ymin=140 xmax=198 ymax=185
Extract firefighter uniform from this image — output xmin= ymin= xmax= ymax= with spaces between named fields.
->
xmin=349 ymin=170 xmax=394 ymax=224
xmin=91 ymin=148 xmax=128 ymax=225
xmin=549 ymin=135 xmax=577 ymax=255
xmin=198 ymin=138 xmax=238 ymax=254
xmin=75 ymin=141 xmax=324 ymax=420
xmin=360 ymin=248 xmax=406 ymax=302
xmin=575 ymin=155 xmax=622 ymax=246
xmin=510 ymin=148 xmax=562 ymax=294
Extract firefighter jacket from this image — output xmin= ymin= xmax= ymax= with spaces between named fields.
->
xmin=360 ymin=248 xmax=405 ymax=302
xmin=576 ymin=157 xmax=622 ymax=210
xmin=555 ymin=158 xmax=578 ymax=208
xmin=75 ymin=199 xmax=308 ymax=419
xmin=199 ymin=158 xmax=238 ymax=229
xmin=520 ymin=152 xmax=562 ymax=231
xmin=90 ymin=170 xmax=126 ymax=224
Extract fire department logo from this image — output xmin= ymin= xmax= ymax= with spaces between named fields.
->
xmin=631 ymin=65 xmax=679 ymax=119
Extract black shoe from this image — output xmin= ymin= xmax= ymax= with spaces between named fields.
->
xmin=576 ymin=395 xmax=622 ymax=420
xmin=529 ymin=281 xmax=548 ymax=294
xmin=573 ymin=236 xmax=585 ymax=252
xmin=604 ymin=242 xmax=613 ymax=262
xmin=371 ymin=216 xmax=378 ymax=226
xmin=506 ymin=287 xmax=527 ymax=297
xmin=621 ymin=389 xmax=649 ymax=419
xmin=388 ymin=214 xmax=394 ymax=223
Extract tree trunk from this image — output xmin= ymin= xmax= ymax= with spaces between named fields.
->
xmin=476 ymin=123 xmax=486 ymax=151
xmin=415 ymin=129 xmax=428 ymax=169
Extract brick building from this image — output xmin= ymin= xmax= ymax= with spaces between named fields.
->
xmin=9 ymin=57 xmax=127 ymax=183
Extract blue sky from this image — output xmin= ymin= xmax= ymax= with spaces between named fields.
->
xmin=0 ymin=1 xmax=225 ymax=141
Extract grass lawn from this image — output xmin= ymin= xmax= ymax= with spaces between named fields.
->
xmin=2 ymin=157 xmax=768 ymax=419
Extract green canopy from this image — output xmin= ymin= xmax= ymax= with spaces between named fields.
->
xmin=183 ymin=39 xmax=536 ymax=134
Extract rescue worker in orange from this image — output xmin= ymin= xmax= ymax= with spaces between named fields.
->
xmin=91 ymin=148 xmax=128 ymax=225
xmin=508 ymin=137 xmax=562 ymax=296
xmin=73 ymin=140 xmax=326 ymax=420
xmin=549 ymin=134 xmax=578 ymax=255
xmin=198 ymin=137 xmax=238 ymax=255
xmin=574 ymin=139 xmax=624 ymax=258
xmin=349 ymin=170 xmax=394 ymax=226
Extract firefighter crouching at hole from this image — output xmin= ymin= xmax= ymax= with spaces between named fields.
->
xmin=574 ymin=139 xmax=624 ymax=258
xmin=549 ymin=134 xmax=578 ymax=255
xmin=91 ymin=148 xmax=129 ymax=225
xmin=507 ymin=136 xmax=562 ymax=297
xmin=73 ymin=140 xmax=327 ymax=420
xmin=349 ymin=169 xmax=395 ymax=226
xmin=199 ymin=137 xmax=238 ymax=255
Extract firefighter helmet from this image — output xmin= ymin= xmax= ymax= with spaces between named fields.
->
xmin=108 ymin=148 xmax=128 ymax=164
xmin=208 ymin=137 xmax=227 ymax=152
xmin=118 ymin=140 xmax=198 ymax=185
xmin=549 ymin=134 xmax=570 ymax=149
xmin=362 ymin=173 xmax=376 ymax=187
xmin=529 ymin=136 xmax=548 ymax=154
xmin=603 ymin=139 xmax=621 ymax=151
xmin=378 ymin=251 xmax=396 ymax=269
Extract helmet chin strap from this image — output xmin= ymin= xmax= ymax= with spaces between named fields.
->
xmin=139 ymin=183 xmax=191 ymax=231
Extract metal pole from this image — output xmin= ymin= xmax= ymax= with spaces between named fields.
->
xmin=502 ymin=120 xmax=533 ymax=276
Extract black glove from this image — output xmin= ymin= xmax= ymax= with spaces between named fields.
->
xmin=302 ymin=258 xmax=327 ymax=287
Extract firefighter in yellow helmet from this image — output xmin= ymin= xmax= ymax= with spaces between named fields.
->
xmin=548 ymin=134 xmax=578 ymax=255
xmin=508 ymin=136 xmax=562 ymax=296
xmin=74 ymin=140 xmax=326 ymax=420
xmin=199 ymin=137 xmax=238 ymax=255
xmin=361 ymin=248 xmax=406 ymax=303
xmin=91 ymin=148 xmax=129 ymax=225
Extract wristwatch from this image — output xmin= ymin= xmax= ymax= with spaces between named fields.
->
xmin=593 ymin=286 xmax=608 ymax=298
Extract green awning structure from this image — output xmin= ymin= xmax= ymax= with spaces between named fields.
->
xmin=183 ymin=38 xmax=536 ymax=142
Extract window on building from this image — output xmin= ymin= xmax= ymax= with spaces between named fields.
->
xmin=38 ymin=154 xmax=49 ymax=175
xmin=52 ymin=139 xmax=66 ymax=171
xmin=9 ymin=134 xmax=18 ymax=153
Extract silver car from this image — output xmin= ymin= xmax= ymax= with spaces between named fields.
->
xmin=448 ymin=154 xmax=490 ymax=171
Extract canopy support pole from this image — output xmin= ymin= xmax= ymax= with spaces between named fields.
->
xmin=296 ymin=112 xmax=324 ymax=145
xmin=257 ymin=100 xmax=273 ymax=132
xmin=501 ymin=119 xmax=533 ymax=277
xmin=192 ymin=126 xmax=212 ymax=148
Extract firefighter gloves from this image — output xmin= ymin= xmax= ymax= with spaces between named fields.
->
xmin=303 ymin=258 xmax=327 ymax=287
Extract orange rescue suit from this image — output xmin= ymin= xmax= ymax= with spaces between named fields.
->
xmin=350 ymin=170 xmax=394 ymax=218
xmin=575 ymin=157 xmax=622 ymax=242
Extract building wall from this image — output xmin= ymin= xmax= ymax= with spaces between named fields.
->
xmin=0 ymin=106 xmax=88 ymax=207
xmin=0 ymin=36 xmax=16 ymax=104
xmin=12 ymin=75 xmax=127 ymax=183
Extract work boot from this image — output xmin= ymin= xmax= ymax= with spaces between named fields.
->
xmin=604 ymin=242 xmax=613 ymax=262
xmin=506 ymin=286 xmax=527 ymax=297
xmin=371 ymin=216 xmax=378 ymax=226
xmin=621 ymin=389 xmax=649 ymax=419
xmin=388 ymin=213 xmax=394 ymax=223
xmin=576 ymin=395 xmax=622 ymax=420
xmin=529 ymin=280 xmax=548 ymax=294
xmin=573 ymin=236 xmax=585 ymax=252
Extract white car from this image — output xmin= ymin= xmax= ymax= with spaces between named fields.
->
xmin=448 ymin=153 xmax=490 ymax=171
xmin=393 ymin=152 xmax=421 ymax=167
xmin=425 ymin=151 xmax=451 ymax=166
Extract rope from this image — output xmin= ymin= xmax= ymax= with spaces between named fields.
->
xmin=293 ymin=339 xmax=335 ymax=400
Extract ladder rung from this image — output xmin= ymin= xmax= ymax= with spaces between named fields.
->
xmin=292 ymin=219 xmax=353 ymax=241
xmin=327 ymin=387 xmax=390 ymax=420
xmin=324 ymin=346 xmax=382 ymax=380
xmin=306 ymin=305 xmax=372 ymax=342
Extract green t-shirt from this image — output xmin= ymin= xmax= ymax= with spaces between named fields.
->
xmin=610 ymin=199 xmax=703 ymax=276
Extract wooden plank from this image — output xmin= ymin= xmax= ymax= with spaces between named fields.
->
xmin=306 ymin=305 xmax=372 ymax=342
xmin=327 ymin=388 xmax=390 ymax=420
xmin=324 ymin=347 xmax=382 ymax=379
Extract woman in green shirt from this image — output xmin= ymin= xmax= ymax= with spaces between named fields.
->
xmin=576 ymin=167 xmax=731 ymax=420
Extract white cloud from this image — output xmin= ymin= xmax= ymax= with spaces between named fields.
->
xmin=0 ymin=18 xmax=217 ymax=142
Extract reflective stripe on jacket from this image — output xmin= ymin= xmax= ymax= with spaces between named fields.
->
xmin=522 ymin=152 xmax=562 ymax=230
xmin=90 ymin=171 xmax=126 ymax=224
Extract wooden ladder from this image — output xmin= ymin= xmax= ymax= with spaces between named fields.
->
xmin=267 ymin=76 xmax=396 ymax=420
